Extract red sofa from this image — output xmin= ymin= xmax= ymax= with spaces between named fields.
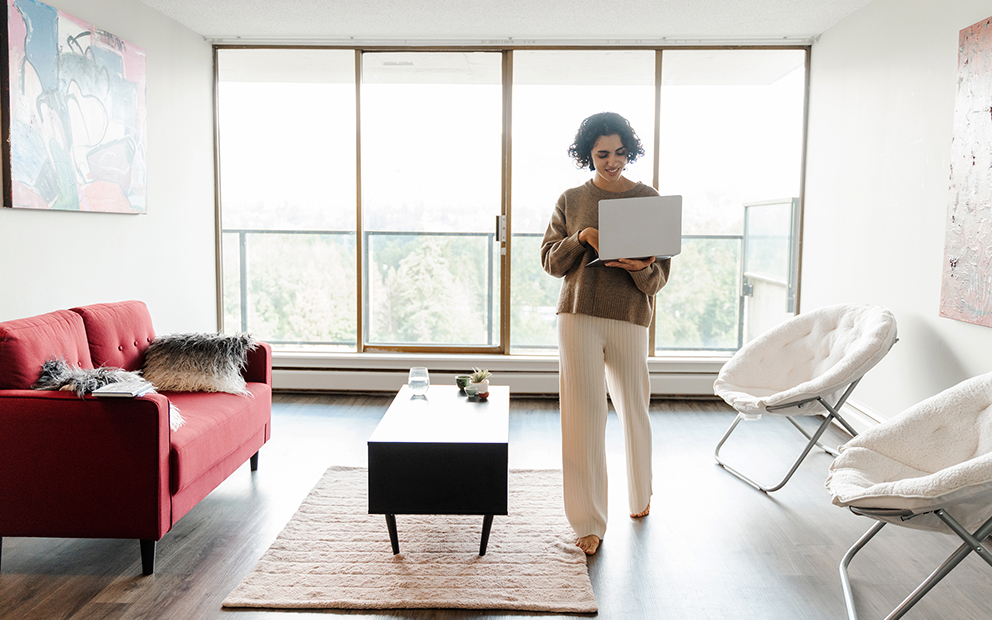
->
xmin=0 ymin=301 xmax=271 ymax=575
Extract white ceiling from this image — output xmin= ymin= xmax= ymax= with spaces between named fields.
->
xmin=136 ymin=0 xmax=874 ymax=44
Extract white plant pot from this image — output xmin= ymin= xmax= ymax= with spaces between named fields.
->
xmin=471 ymin=379 xmax=490 ymax=397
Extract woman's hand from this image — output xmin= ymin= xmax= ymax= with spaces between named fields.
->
xmin=580 ymin=228 xmax=654 ymax=271
xmin=606 ymin=256 xmax=656 ymax=271
xmin=578 ymin=228 xmax=600 ymax=253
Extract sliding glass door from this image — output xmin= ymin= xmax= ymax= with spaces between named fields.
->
xmin=360 ymin=52 xmax=504 ymax=351
xmin=216 ymin=46 xmax=808 ymax=355
xmin=509 ymin=50 xmax=655 ymax=353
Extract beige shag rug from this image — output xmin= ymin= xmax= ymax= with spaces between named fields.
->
xmin=223 ymin=466 xmax=597 ymax=613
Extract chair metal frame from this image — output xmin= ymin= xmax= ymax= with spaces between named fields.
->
xmin=839 ymin=506 xmax=992 ymax=620
xmin=714 ymin=379 xmax=861 ymax=493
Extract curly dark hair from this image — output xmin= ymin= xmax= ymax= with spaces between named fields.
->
xmin=567 ymin=112 xmax=645 ymax=171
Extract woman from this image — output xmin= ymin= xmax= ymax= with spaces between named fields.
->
xmin=540 ymin=112 xmax=672 ymax=555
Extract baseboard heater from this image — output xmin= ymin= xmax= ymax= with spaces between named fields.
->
xmin=272 ymin=367 xmax=721 ymax=397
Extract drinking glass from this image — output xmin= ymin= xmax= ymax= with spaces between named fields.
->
xmin=408 ymin=367 xmax=430 ymax=395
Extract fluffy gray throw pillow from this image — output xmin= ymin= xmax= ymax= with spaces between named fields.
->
xmin=34 ymin=358 xmax=149 ymax=397
xmin=33 ymin=358 xmax=184 ymax=431
xmin=142 ymin=332 xmax=257 ymax=395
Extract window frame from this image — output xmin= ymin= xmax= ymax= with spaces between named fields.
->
xmin=214 ymin=44 xmax=810 ymax=357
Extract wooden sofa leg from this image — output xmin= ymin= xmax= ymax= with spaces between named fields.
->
xmin=1 ymin=537 xmax=3 ymax=572
xmin=250 ymin=451 xmax=259 ymax=471
xmin=140 ymin=539 xmax=156 ymax=575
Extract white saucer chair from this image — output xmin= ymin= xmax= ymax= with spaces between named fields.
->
xmin=826 ymin=371 xmax=992 ymax=620
xmin=713 ymin=304 xmax=898 ymax=493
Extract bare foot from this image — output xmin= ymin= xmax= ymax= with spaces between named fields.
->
xmin=576 ymin=535 xmax=601 ymax=555
xmin=630 ymin=502 xmax=650 ymax=518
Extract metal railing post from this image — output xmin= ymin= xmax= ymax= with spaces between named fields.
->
xmin=239 ymin=231 xmax=249 ymax=333
xmin=488 ymin=232 xmax=494 ymax=346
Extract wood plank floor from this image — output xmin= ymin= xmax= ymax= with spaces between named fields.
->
xmin=2 ymin=393 xmax=990 ymax=619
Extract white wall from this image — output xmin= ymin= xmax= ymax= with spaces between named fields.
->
xmin=805 ymin=0 xmax=992 ymax=419
xmin=1 ymin=0 xmax=216 ymax=334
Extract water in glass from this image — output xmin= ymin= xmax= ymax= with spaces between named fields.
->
xmin=408 ymin=367 xmax=430 ymax=395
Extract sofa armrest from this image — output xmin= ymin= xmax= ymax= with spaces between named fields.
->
xmin=243 ymin=341 xmax=272 ymax=386
xmin=0 ymin=390 xmax=172 ymax=541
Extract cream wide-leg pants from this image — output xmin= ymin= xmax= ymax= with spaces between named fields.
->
xmin=558 ymin=312 xmax=653 ymax=539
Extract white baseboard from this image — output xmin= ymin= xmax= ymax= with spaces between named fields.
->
xmin=271 ymin=351 xmax=728 ymax=397
xmin=269 ymin=351 xmax=890 ymax=416
xmin=839 ymin=398 xmax=886 ymax=434
xmin=273 ymin=367 xmax=720 ymax=397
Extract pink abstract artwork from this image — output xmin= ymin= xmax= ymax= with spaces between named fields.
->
xmin=941 ymin=16 xmax=992 ymax=326
xmin=5 ymin=0 xmax=147 ymax=213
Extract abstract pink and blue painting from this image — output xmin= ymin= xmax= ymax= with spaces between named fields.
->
xmin=942 ymin=16 xmax=992 ymax=326
xmin=5 ymin=0 xmax=146 ymax=213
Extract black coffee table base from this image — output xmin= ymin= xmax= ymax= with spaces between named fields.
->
xmin=384 ymin=513 xmax=495 ymax=555
xmin=367 ymin=386 xmax=510 ymax=557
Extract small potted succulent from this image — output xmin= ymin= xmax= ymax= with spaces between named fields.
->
xmin=469 ymin=367 xmax=491 ymax=399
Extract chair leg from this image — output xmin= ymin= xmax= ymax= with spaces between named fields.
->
xmin=934 ymin=509 xmax=992 ymax=569
xmin=785 ymin=416 xmax=842 ymax=457
xmin=140 ymin=539 xmax=156 ymax=576
xmin=840 ymin=512 xmax=992 ymax=620
xmin=714 ymin=411 xmax=838 ymax=493
xmin=840 ymin=520 xmax=886 ymax=620
xmin=814 ymin=387 xmax=861 ymax=438
xmin=716 ymin=381 xmax=861 ymax=493
xmin=250 ymin=451 xmax=259 ymax=471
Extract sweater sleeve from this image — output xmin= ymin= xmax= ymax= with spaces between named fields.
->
xmin=629 ymin=257 xmax=672 ymax=296
xmin=540 ymin=197 xmax=587 ymax=278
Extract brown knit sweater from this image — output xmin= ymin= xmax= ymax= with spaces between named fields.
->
xmin=540 ymin=180 xmax=672 ymax=328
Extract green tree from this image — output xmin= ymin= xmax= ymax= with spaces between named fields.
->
xmin=656 ymin=238 xmax=740 ymax=350
xmin=371 ymin=236 xmax=483 ymax=345
xmin=227 ymin=233 xmax=356 ymax=346
xmin=510 ymin=235 xmax=560 ymax=350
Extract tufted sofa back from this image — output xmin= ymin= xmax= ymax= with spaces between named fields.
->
xmin=0 ymin=310 xmax=95 ymax=389
xmin=71 ymin=301 xmax=156 ymax=372
xmin=0 ymin=301 xmax=157 ymax=390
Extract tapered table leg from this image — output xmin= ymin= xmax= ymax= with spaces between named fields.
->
xmin=385 ymin=514 xmax=400 ymax=554
xmin=480 ymin=514 xmax=494 ymax=555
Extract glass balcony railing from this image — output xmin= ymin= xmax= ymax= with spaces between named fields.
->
xmin=223 ymin=229 xmax=743 ymax=353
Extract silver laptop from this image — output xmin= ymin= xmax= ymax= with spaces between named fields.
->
xmin=586 ymin=195 xmax=682 ymax=267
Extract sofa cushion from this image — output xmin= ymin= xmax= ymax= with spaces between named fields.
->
xmin=167 ymin=382 xmax=271 ymax=495
xmin=0 ymin=310 xmax=94 ymax=389
xmin=71 ymin=301 xmax=156 ymax=372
